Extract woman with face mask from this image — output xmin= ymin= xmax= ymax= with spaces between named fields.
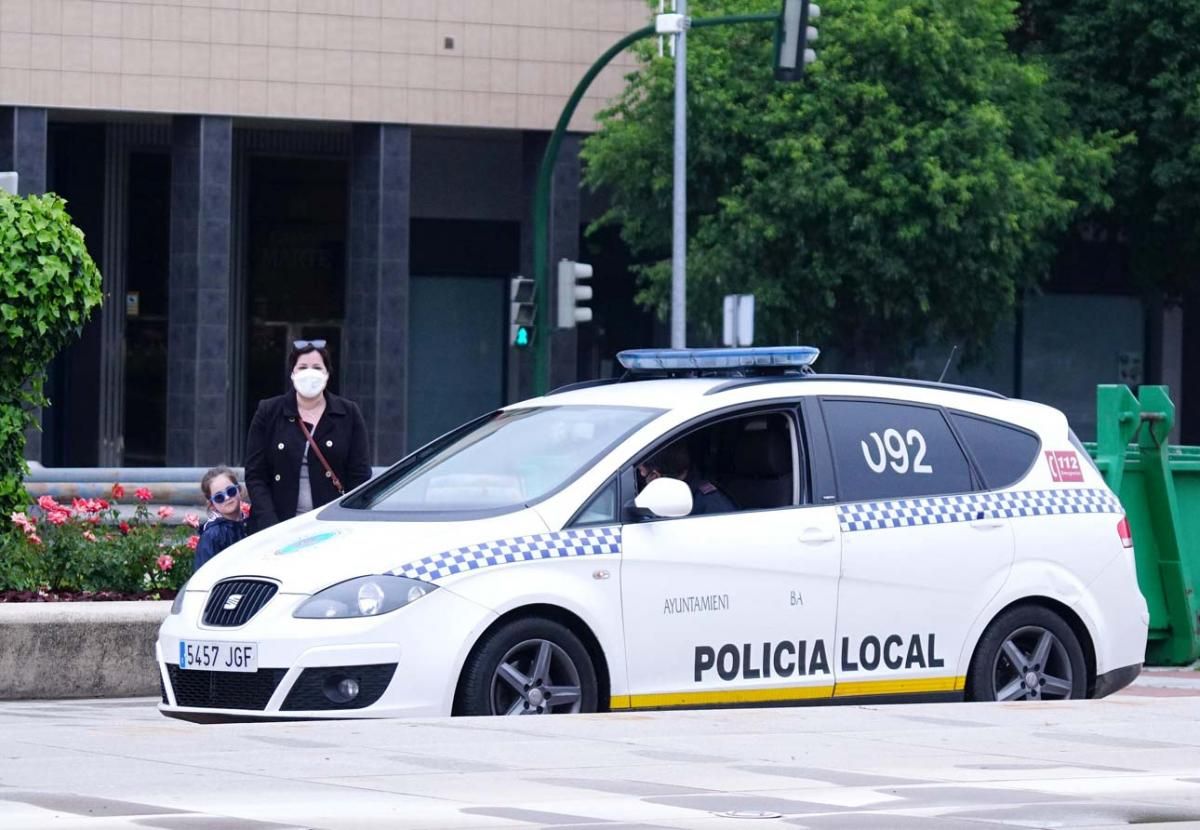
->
xmin=242 ymin=340 xmax=372 ymax=533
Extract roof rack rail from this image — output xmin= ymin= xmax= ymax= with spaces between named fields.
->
xmin=545 ymin=377 xmax=623 ymax=396
xmin=704 ymin=374 xmax=1006 ymax=399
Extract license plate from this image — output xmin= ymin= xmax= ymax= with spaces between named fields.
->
xmin=178 ymin=640 xmax=258 ymax=673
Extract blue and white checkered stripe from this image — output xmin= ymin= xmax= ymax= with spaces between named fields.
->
xmin=390 ymin=527 xmax=622 ymax=583
xmin=838 ymin=488 xmax=1122 ymax=533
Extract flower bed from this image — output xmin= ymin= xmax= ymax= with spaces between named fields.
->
xmin=1 ymin=484 xmax=199 ymax=599
xmin=0 ymin=588 xmax=179 ymax=602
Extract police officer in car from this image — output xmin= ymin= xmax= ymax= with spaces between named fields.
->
xmin=638 ymin=441 xmax=736 ymax=516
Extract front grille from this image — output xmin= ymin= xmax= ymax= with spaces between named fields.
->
xmin=202 ymin=579 xmax=278 ymax=626
xmin=165 ymin=664 xmax=287 ymax=710
xmin=282 ymin=664 xmax=397 ymax=711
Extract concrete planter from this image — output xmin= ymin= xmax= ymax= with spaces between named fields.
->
xmin=0 ymin=601 xmax=169 ymax=700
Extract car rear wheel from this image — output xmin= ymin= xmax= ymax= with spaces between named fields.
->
xmin=457 ymin=617 xmax=599 ymax=716
xmin=968 ymin=605 xmax=1088 ymax=702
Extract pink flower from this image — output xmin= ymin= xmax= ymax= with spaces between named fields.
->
xmin=95 ymin=498 xmax=109 ymax=511
xmin=37 ymin=495 xmax=59 ymax=512
xmin=26 ymin=533 xmax=42 ymax=546
xmin=119 ymin=521 xmax=131 ymax=535
xmin=111 ymin=483 xmax=125 ymax=499
xmin=241 ymin=502 xmax=252 ymax=517
xmin=72 ymin=498 xmax=88 ymax=513
xmin=135 ymin=487 xmax=153 ymax=502
xmin=82 ymin=530 xmax=97 ymax=542
xmin=156 ymin=554 xmax=174 ymax=572
xmin=46 ymin=509 xmax=69 ymax=526
xmin=186 ymin=535 xmax=199 ymax=550
xmin=184 ymin=512 xmax=200 ymax=528
xmin=11 ymin=512 xmax=34 ymax=533
xmin=156 ymin=505 xmax=175 ymax=519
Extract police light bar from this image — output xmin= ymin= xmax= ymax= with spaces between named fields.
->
xmin=616 ymin=346 xmax=820 ymax=372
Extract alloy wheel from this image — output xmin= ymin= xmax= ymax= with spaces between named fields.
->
xmin=490 ymin=638 xmax=583 ymax=715
xmin=991 ymin=624 xmax=1075 ymax=701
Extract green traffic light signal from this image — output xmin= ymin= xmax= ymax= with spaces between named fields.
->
xmin=510 ymin=275 xmax=536 ymax=349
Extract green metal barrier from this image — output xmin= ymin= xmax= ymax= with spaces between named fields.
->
xmin=1088 ymin=385 xmax=1200 ymax=666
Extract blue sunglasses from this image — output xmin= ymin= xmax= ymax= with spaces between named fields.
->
xmin=210 ymin=485 xmax=239 ymax=504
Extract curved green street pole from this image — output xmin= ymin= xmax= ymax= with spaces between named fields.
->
xmin=531 ymin=12 xmax=778 ymax=396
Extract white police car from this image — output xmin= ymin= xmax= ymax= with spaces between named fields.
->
xmin=157 ymin=347 xmax=1148 ymax=721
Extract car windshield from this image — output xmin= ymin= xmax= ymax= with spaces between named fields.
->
xmin=353 ymin=405 xmax=662 ymax=512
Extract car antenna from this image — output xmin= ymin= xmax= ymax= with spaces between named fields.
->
xmin=937 ymin=345 xmax=959 ymax=383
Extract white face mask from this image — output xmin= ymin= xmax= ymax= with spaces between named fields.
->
xmin=292 ymin=368 xmax=328 ymax=398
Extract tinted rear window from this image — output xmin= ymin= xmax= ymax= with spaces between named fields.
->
xmin=822 ymin=399 xmax=973 ymax=501
xmin=950 ymin=413 xmax=1040 ymax=489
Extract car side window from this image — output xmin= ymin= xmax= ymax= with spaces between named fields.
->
xmin=574 ymin=477 xmax=619 ymax=526
xmin=632 ymin=410 xmax=801 ymax=517
xmin=821 ymin=398 xmax=972 ymax=502
xmin=949 ymin=412 xmax=1041 ymax=490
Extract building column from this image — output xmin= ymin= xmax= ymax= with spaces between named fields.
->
xmin=1 ymin=106 xmax=49 ymax=463
xmin=1146 ymin=293 xmax=1185 ymax=444
xmin=1183 ymin=284 xmax=1200 ymax=444
xmin=166 ymin=116 xmax=233 ymax=466
xmin=515 ymin=131 xmax=582 ymax=399
xmin=548 ymin=133 xmax=583 ymax=390
xmin=344 ymin=124 xmax=411 ymax=464
xmin=0 ymin=106 xmax=47 ymax=195
xmin=97 ymin=126 xmax=127 ymax=467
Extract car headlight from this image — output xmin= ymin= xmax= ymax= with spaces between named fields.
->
xmin=293 ymin=575 xmax=437 ymax=619
xmin=170 ymin=581 xmax=189 ymax=615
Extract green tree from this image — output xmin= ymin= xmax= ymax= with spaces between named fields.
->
xmin=1015 ymin=0 xmax=1200 ymax=295
xmin=0 ymin=192 xmax=104 ymax=518
xmin=583 ymin=0 xmax=1122 ymax=370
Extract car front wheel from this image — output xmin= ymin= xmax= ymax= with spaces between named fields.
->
xmin=457 ymin=617 xmax=599 ymax=716
xmin=968 ymin=605 xmax=1088 ymax=702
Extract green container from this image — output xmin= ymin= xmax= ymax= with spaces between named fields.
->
xmin=1087 ymin=385 xmax=1200 ymax=666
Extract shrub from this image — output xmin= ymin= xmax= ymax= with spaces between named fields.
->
xmin=0 ymin=527 xmax=45 ymax=592
xmin=0 ymin=192 xmax=104 ymax=519
xmin=5 ymin=485 xmax=200 ymax=594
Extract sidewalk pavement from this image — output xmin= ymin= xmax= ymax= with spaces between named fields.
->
xmin=0 ymin=672 xmax=1198 ymax=829
xmin=1120 ymin=665 xmax=1200 ymax=697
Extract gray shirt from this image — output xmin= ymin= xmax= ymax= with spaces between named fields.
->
xmin=295 ymin=433 xmax=314 ymax=514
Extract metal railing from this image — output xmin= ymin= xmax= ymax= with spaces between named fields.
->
xmin=23 ymin=464 xmax=389 ymax=519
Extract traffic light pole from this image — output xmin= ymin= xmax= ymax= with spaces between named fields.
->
xmin=530 ymin=12 xmax=778 ymax=396
xmin=671 ymin=0 xmax=689 ymax=350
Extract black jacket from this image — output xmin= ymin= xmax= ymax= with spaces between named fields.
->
xmin=193 ymin=515 xmax=248 ymax=571
xmin=244 ymin=391 xmax=372 ymax=532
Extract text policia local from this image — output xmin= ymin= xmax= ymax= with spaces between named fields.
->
xmin=694 ymin=633 xmax=945 ymax=682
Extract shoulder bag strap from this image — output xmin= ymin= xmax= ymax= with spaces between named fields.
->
xmin=297 ymin=418 xmax=345 ymax=494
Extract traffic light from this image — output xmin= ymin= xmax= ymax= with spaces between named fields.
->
xmin=510 ymin=276 xmax=535 ymax=348
xmin=775 ymin=0 xmax=819 ymax=81
xmin=556 ymin=259 xmax=593 ymax=329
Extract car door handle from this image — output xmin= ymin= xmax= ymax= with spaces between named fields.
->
xmin=799 ymin=528 xmax=835 ymax=545
xmin=970 ymin=518 xmax=1005 ymax=530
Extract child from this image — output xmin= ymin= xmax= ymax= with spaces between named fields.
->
xmin=194 ymin=466 xmax=249 ymax=571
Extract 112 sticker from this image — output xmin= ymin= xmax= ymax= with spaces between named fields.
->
xmin=1046 ymin=450 xmax=1084 ymax=482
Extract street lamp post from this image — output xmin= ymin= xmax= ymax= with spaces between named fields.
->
xmin=529 ymin=11 xmax=780 ymax=396
xmin=670 ymin=0 xmax=689 ymax=349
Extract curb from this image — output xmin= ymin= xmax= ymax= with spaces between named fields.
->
xmin=0 ymin=601 xmax=170 ymax=700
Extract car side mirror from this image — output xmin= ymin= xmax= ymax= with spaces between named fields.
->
xmin=631 ymin=477 xmax=693 ymax=519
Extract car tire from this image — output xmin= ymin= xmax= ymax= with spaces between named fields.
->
xmin=968 ymin=604 xmax=1088 ymax=702
xmin=457 ymin=617 xmax=599 ymax=716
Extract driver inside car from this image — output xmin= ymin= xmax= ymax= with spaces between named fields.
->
xmin=637 ymin=441 xmax=737 ymax=516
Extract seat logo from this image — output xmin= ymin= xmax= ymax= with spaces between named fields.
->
xmin=223 ymin=594 xmax=243 ymax=611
